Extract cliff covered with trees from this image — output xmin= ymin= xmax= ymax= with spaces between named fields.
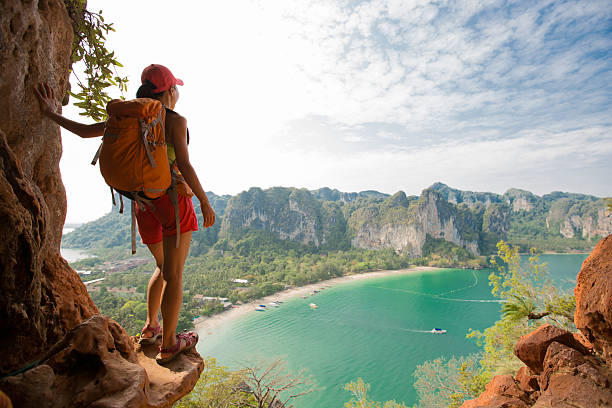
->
xmin=65 ymin=183 xmax=612 ymax=256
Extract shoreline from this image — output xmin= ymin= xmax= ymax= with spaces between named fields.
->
xmin=194 ymin=266 xmax=440 ymax=336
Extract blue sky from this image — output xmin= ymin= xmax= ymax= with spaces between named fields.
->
xmin=61 ymin=0 xmax=612 ymax=223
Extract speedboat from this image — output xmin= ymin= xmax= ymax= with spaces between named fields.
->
xmin=258 ymin=304 xmax=267 ymax=308
xmin=431 ymin=328 xmax=447 ymax=334
xmin=268 ymin=302 xmax=279 ymax=307
xmin=255 ymin=307 xmax=266 ymax=311
xmin=309 ymin=303 xmax=318 ymax=309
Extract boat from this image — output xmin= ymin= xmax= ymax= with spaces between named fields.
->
xmin=268 ymin=302 xmax=279 ymax=307
xmin=430 ymin=328 xmax=447 ymax=334
xmin=255 ymin=307 xmax=266 ymax=311
xmin=301 ymin=295 xmax=307 ymax=299
xmin=309 ymin=303 xmax=318 ymax=309
xmin=258 ymin=304 xmax=267 ymax=308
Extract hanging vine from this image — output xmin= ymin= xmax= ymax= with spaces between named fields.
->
xmin=64 ymin=0 xmax=128 ymax=121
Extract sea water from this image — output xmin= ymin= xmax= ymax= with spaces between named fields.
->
xmin=197 ymin=254 xmax=588 ymax=407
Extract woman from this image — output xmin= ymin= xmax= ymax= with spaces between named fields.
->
xmin=35 ymin=64 xmax=216 ymax=365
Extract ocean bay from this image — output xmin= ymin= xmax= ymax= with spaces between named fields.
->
xmin=197 ymin=254 xmax=588 ymax=407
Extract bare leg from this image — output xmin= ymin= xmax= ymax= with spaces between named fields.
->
xmin=142 ymin=242 xmax=164 ymax=338
xmin=160 ymin=231 xmax=192 ymax=351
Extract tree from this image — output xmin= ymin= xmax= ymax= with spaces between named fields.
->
xmin=241 ymin=358 xmax=314 ymax=408
xmin=174 ymin=357 xmax=253 ymax=408
xmin=64 ymin=0 xmax=128 ymax=121
xmin=343 ymin=378 xmax=408 ymax=408
xmin=412 ymin=354 xmax=485 ymax=408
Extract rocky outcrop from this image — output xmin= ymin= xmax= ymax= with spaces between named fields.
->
xmin=460 ymin=236 xmax=612 ymax=408
xmin=460 ymin=375 xmax=530 ymax=408
xmin=546 ymin=197 xmax=612 ymax=240
xmin=504 ymin=189 xmax=536 ymax=212
xmin=220 ymin=187 xmax=326 ymax=246
xmin=430 ymin=182 xmax=502 ymax=209
xmin=574 ymin=234 xmax=612 ymax=364
xmin=0 ymin=315 xmax=204 ymax=408
xmin=351 ymin=189 xmax=480 ymax=256
xmin=0 ymin=0 xmax=203 ymax=406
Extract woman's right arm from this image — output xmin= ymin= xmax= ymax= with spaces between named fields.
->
xmin=35 ymin=83 xmax=105 ymax=138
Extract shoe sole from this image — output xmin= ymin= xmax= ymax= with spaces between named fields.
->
xmin=156 ymin=338 xmax=198 ymax=365
xmin=139 ymin=333 xmax=161 ymax=345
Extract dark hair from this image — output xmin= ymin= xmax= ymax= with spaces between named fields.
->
xmin=136 ymin=81 xmax=165 ymax=99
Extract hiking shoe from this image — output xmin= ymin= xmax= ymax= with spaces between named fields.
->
xmin=139 ymin=324 xmax=162 ymax=345
xmin=156 ymin=331 xmax=199 ymax=365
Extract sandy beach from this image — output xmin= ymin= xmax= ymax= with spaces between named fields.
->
xmin=194 ymin=266 xmax=439 ymax=335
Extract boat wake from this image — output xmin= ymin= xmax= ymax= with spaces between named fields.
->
xmin=435 ymin=270 xmax=479 ymax=296
xmin=368 ymin=271 xmax=505 ymax=304
xmin=307 ymin=316 xmax=437 ymax=334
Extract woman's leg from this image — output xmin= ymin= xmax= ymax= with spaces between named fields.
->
xmin=160 ymin=230 xmax=192 ymax=350
xmin=142 ymin=242 xmax=164 ymax=338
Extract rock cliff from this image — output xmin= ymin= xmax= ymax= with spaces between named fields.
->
xmin=63 ymin=183 xmax=611 ymax=257
xmin=460 ymin=235 xmax=612 ymax=407
xmin=220 ymin=187 xmax=327 ymax=246
xmin=0 ymin=1 xmax=203 ymax=406
xmin=349 ymin=189 xmax=481 ymax=256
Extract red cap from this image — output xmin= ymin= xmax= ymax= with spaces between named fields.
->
xmin=141 ymin=64 xmax=184 ymax=93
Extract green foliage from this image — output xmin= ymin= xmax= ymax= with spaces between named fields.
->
xmin=344 ymin=378 xmax=409 ymax=408
xmin=421 ymin=235 xmax=476 ymax=265
xmin=412 ymin=354 xmax=485 ymax=408
xmin=174 ymin=357 xmax=253 ymax=408
xmin=64 ymin=0 xmax=128 ymax=121
xmin=487 ymin=241 xmax=575 ymax=328
xmin=607 ymin=198 xmax=612 ymax=212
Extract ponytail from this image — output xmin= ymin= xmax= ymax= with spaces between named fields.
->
xmin=136 ymin=81 xmax=164 ymax=99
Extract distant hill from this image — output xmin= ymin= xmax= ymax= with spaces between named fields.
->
xmin=62 ymin=184 xmax=612 ymax=254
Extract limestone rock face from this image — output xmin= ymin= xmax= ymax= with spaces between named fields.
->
xmin=575 ymin=234 xmax=612 ymax=364
xmin=351 ymin=189 xmax=480 ymax=256
xmin=0 ymin=1 xmax=204 ymax=406
xmin=0 ymin=0 xmax=98 ymax=376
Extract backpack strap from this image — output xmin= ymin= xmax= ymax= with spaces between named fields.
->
xmin=139 ymin=108 xmax=165 ymax=168
xmin=91 ymin=143 xmax=102 ymax=165
xmin=130 ymin=201 xmax=137 ymax=255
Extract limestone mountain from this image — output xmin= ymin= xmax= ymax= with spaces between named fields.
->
xmin=64 ymin=183 xmax=612 ymax=256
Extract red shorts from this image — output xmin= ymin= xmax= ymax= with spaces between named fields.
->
xmin=135 ymin=193 xmax=198 ymax=245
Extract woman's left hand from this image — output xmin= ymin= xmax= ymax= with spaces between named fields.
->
xmin=34 ymin=83 xmax=57 ymax=116
xmin=201 ymin=202 xmax=216 ymax=228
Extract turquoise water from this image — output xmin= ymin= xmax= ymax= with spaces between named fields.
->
xmin=197 ymin=254 xmax=588 ymax=407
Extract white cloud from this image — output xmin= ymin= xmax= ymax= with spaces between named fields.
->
xmin=60 ymin=0 xmax=612 ymax=222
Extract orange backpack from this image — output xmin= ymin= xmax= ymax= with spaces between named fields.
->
xmin=92 ymin=98 xmax=180 ymax=253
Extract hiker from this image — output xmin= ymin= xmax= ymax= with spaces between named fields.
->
xmin=35 ymin=64 xmax=216 ymax=364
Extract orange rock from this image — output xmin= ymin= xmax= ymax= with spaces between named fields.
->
xmin=574 ymin=234 xmax=612 ymax=365
xmin=460 ymin=375 xmax=530 ymax=408
xmin=0 ymin=315 xmax=204 ymax=408
xmin=514 ymin=324 xmax=588 ymax=374
xmin=514 ymin=366 xmax=538 ymax=394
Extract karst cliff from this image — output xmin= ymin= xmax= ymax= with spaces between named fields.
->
xmin=0 ymin=1 xmax=203 ymax=406
xmin=460 ymin=234 xmax=612 ymax=407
